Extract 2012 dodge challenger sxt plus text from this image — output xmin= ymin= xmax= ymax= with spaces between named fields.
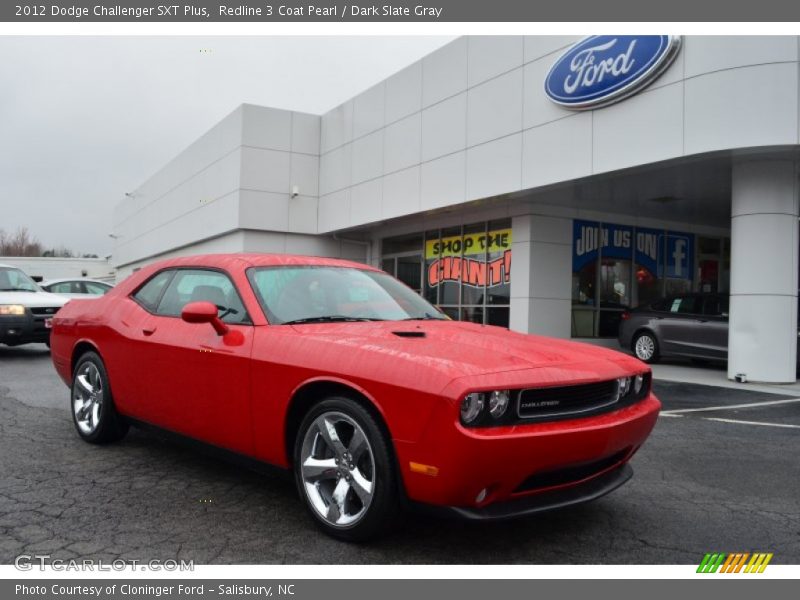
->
xmin=50 ymin=254 xmax=660 ymax=540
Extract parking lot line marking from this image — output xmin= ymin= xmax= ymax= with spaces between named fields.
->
xmin=659 ymin=413 xmax=684 ymax=418
xmin=703 ymin=417 xmax=800 ymax=429
xmin=660 ymin=397 xmax=800 ymax=415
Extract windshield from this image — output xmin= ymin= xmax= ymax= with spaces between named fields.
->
xmin=247 ymin=266 xmax=448 ymax=324
xmin=0 ymin=267 xmax=40 ymax=292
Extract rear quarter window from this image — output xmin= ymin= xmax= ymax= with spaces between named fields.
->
xmin=85 ymin=282 xmax=111 ymax=295
xmin=132 ymin=270 xmax=173 ymax=311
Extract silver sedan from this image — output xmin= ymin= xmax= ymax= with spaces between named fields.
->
xmin=618 ymin=294 xmax=729 ymax=363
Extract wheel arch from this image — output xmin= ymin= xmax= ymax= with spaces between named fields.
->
xmin=71 ymin=339 xmax=102 ymax=374
xmin=284 ymin=378 xmax=393 ymax=468
xmin=631 ymin=327 xmax=658 ymax=348
xmin=631 ymin=327 xmax=662 ymax=362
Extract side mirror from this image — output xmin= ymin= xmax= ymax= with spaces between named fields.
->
xmin=181 ymin=301 xmax=229 ymax=335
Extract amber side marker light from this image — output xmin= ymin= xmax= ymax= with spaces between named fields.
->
xmin=409 ymin=462 xmax=439 ymax=477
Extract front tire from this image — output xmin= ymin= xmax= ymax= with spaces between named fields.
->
xmin=71 ymin=351 xmax=129 ymax=444
xmin=633 ymin=331 xmax=660 ymax=364
xmin=293 ymin=397 xmax=398 ymax=542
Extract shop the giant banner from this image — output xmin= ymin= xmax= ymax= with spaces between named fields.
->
xmin=426 ymin=228 xmax=512 ymax=288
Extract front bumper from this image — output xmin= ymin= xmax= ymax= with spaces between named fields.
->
xmin=0 ymin=314 xmax=51 ymax=345
xmin=413 ymin=463 xmax=633 ymax=521
xmin=395 ymin=393 xmax=660 ymax=513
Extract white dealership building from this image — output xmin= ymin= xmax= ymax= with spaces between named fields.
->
xmin=112 ymin=35 xmax=800 ymax=383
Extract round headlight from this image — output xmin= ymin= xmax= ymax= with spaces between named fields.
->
xmin=618 ymin=376 xmax=632 ymax=397
xmin=634 ymin=374 xmax=645 ymax=394
xmin=488 ymin=390 xmax=510 ymax=419
xmin=461 ymin=392 xmax=485 ymax=424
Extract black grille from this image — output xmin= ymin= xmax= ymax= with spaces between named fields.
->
xmin=514 ymin=448 xmax=630 ymax=493
xmin=30 ymin=307 xmax=60 ymax=317
xmin=517 ymin=380 xmax=619 ymax=420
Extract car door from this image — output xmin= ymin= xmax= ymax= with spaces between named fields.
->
xmin=696 ymin=295 xmax=729 ymax=360
xmin=134 ymin=268 xmax=255 ymax=455
xmin=658 ymin=295 xmax=705 ymax=357
xmin=105 ymin=269 xmax=174 ymax=417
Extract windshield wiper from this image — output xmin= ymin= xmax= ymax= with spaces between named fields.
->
xmin=0 ymin=288 xmax=34 ymax=292
xmin=402 ymin=314 xmax=448 ymax=321
xmin=282 ymin=316 xmax=385 ymax=325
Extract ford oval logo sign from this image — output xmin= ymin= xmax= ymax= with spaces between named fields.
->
xmin=544 ymin=35 xmax=681 ymax=110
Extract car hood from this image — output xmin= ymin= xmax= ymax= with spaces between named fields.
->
xmin=289 ymin=320 xmax=639 ymax=379
xmin=0 ymin=290 xmax=69 ymax=308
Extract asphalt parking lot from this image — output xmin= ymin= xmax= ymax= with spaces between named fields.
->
xmin=1 ymin=344 xmax=798 ymax=564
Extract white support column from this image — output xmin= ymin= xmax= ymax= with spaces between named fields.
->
xmin=509 ymin=214 xmax=572 ymax=338
xmin=729 ymin=159 xmax=799 ymax=383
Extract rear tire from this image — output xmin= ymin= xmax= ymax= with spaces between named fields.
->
xmin=71 ymin=351 xmax=129 ymax=444
xmin=293 ymin=396 xmax=398 ymax=542
xmin=632 ymin=331 xmax=660 ymax=364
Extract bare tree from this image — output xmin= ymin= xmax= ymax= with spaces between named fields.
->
xmin=0 ymin=227 xmax=43 ymax=257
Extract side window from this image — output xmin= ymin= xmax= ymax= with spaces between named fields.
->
xmin=704 ymin=295 xmax=730 ymax=317
xmin=132 ymin=270 xmax=173 ymax=311
xmin=49 ymin=282 xmax=74 ymax=294
xmin=670 ymin=296 xmax=702 ymax=315
xmin=156 ymin=269 xmax=249 ymax=324
xmin=84 ymin=282 xmax=111 ymax=295
xmin=703 ymin=296 xmax=718 ymax=316
xmin=650 ymin=298 xmax=669 ymax=311
xmin=703 ymin=296 xmax=721 ymax=316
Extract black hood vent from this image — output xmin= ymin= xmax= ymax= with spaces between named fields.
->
xmin=392 ymin=330 xmax=426 ymax=338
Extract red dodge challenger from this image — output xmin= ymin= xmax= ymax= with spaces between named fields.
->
xmin=50 ymin=253 xmax=660 ymax=541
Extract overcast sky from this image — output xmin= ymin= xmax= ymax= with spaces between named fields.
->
xmin=0 ymin=36 xmax=453 ymax=257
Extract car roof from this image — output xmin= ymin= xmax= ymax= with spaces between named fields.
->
xmin=146 ymin=253 xmax=381 ymax=271
xmin=42 ymin=278 xmax=111 ymax=285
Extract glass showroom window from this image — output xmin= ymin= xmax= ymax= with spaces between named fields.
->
xmin=572 ymin=220 xmax=697 ymax=338
xmin=696 ymin=236 xmax=730 ymax=295
xmin=382 ymin=220 xmax=512 ymax=328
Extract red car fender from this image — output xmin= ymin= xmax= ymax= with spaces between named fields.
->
xmin=287 ymin=374 xmax=391 ymax=425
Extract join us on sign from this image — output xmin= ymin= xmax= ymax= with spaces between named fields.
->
xmin=572 ymin=220 xmax=695 ymax=281
xmin=575 ymin=225 xmax=659 ymax=261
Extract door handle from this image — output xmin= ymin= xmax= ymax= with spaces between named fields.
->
xmin=142 ymin=326 xmax=156 ymax=336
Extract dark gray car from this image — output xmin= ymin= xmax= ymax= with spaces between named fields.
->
xmin=618 ymin=294 xmax=730 ymax=363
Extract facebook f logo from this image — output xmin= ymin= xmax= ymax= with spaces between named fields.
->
xmin=672 ymin=239 xmax=686 ymax=277
xmin=665 ymin=234 xmax=692 ymax=280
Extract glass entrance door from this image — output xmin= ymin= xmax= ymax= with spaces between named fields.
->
xmin=381 ymin=253 xmax=423 ymax=294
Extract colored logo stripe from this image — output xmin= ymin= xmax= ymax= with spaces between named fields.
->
xmin=697 ymin=552 xmax=773 ymax=573
xmin=697 ymin=553 xmax=726 ymax=573
xmin=746 ymin=553 xmax=773 ymax=573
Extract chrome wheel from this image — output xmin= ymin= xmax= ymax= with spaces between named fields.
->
xmin=635 ymin=334 xmax=655 ymax=361
xmin=299 ymin=411 xmax=375 ymax=528
xmin=73 ymin=362 xmax=103 ymax=435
